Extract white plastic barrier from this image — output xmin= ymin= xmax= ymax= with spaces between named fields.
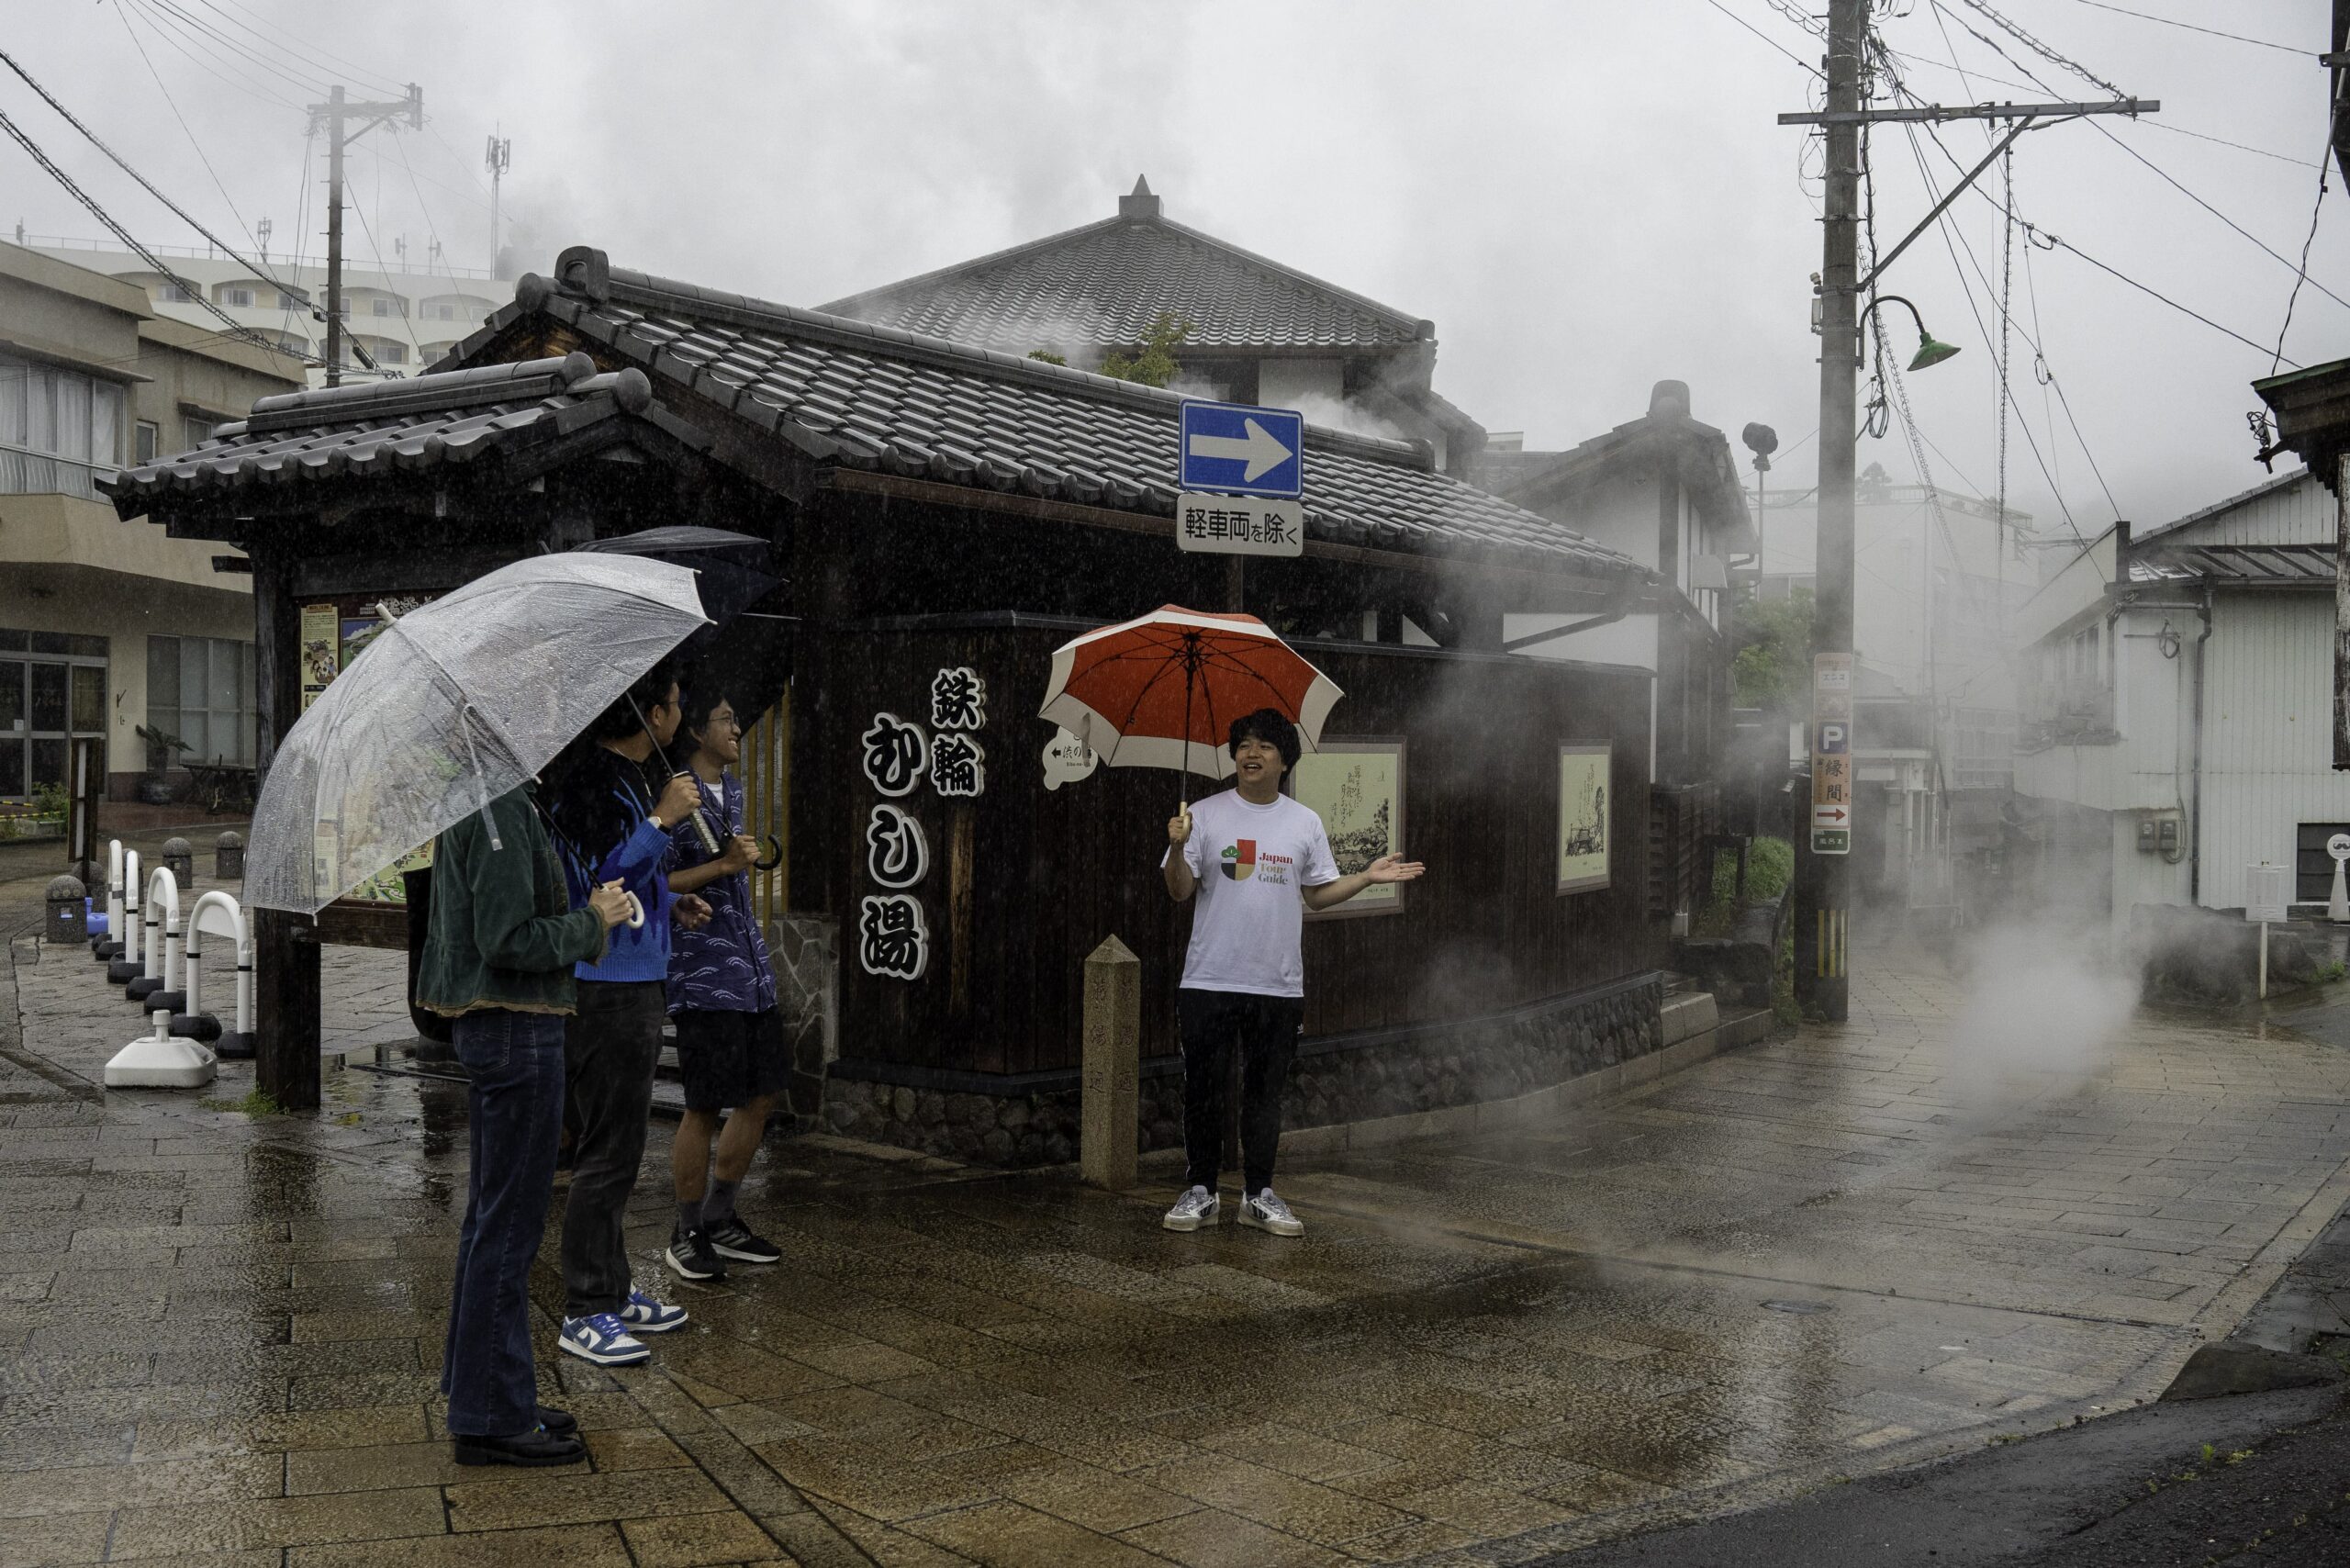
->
xmin=104 ymin=1003 xmax=217 ymax=1090
xmin=173 ymin=891 xmax=254 ymax=1058
xmin=106 ymin=850 xmax=144 ymax=983
xmin=127 ymin=865 xmax=184 ymax=1014
xmin=92 ymin=838 xmax=124 ymax=960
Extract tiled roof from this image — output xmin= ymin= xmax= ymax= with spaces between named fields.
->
xmin=100 ymin=354 xmax=702 ymax=506
xmin=416 ymin=248 xmax=1636 ymax=577
xmin=816 ymin=192 xmax=1430 ymax=353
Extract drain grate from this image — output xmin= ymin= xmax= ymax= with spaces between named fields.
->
xmin=1762 ymin=1298 xmax=1834 ymax=1315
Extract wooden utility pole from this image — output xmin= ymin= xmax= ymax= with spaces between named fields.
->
xmin=1793 ymin=0 xmax=1865 ymax=1021
xmin=2337 ymin=452 xmax=2350 ymax=768
xmin=307 ymin=84 xmax=422 ymax=387
xmin=1778 ymin=4 xmax=2156 ymax=1014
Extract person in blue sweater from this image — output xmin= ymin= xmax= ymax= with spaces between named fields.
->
xmin=545 ymin=658 xmax=711 ymax=1367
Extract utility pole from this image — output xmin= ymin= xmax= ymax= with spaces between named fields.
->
xmin=1777 ymin=5 xmax=2155 ymax=1017
xmin=307 ymin=83 xmax=422 ymax=386
xmin=486 ymin=131 xmax=511 ymax=271
xmin=1791 ymin=0 xmax=1865 ymax=1020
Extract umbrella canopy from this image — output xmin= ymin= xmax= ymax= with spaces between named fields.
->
xmin=245 ymin=554 xmax=708 ymax=914
xmin=1037 ymin=605 xmax=1344 ymax=790
xmin=573 ymin=526 xmax=792 ymax=720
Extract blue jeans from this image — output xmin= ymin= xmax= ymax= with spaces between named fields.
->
xmin=442 ymin=1008 xmax=565 ymax=1438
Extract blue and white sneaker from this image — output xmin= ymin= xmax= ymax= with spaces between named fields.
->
xmin=557 ymin=1312 xmax=648 ymax=1366
xmin=617 ymin=1287 xmax=688 ymax=1334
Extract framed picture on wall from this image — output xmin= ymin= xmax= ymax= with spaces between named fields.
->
xmin=1292 ymin=737 xmax=1405 ymax=919
xmin=1557 ymin=742 xmax=1612 ymax=893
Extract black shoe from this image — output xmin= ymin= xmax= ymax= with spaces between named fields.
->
xmin=664 ymin=1226 xmax=728 ymax=1282
xmin=453 ymin=1427 xmax=586 ymax=1467
xmin=536 ymin=1405 xmax=577 ymax=1437
xmin=704 ymin=1216 xmax=782 ymax=1265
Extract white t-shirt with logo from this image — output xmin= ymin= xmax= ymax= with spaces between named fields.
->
xmin=1165 ymin=789 xmax=1341 ymax=998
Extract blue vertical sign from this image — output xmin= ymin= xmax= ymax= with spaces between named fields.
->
xmin=1179 ymin=399 xmax=1304 ymax=499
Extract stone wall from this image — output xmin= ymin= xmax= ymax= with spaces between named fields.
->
xmin=821 ymin=972 xmax=1662 ymax=1168
xmin=767 ymin=915 xmax=838 ymax=1130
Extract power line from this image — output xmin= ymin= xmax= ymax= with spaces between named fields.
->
xmin=141 ymin=0 xmax=325 ymax=99
xmin=345 ymin=148 xmax=421 ymax=371
xmin=1699 ymin=0 xmax=1825 ymax=79
xmin=1951 ymin=0 xmax=2127 ymax=100
xmin=0 ymin=45 xmax=298 ymax=299
xmin=119 ymin=0 xmax=300 ymax=111
xmin=2271 ymin=150 xmax=2333 ymax=375
xmin=189 ymin=0 xmax=410 ymax=98
xmin=104 ymin=6 xmax=283 ymax=286
xmin=0 ymin=104 xmax=316 ymax=368
xmin=2057 ymin=0 xmax=2304 ymax=56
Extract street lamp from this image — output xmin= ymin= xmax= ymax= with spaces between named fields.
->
xmin=1864 ymin=295 xmax=1963 ymax=374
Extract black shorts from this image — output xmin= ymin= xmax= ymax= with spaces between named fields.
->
xmin=670 ymin=1006 xmax=789 ymax=1113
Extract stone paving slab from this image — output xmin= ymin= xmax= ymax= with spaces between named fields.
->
xmin=5 ymin=933 xmax=2350 ymax=1565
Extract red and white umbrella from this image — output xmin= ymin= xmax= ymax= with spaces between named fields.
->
xmin=1038 ymin=605 xmax=1344 ymax=801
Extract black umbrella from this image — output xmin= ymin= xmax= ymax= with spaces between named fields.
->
xmin=569 ymin=525 xmax=794 ymax=744
xmin=573 ymin=526 xmax=781 ymax=625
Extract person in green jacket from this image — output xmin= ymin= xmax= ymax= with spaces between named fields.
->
xmin=418 ymin=784 xmax=629 ymax=1468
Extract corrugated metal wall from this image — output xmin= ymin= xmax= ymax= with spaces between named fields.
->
xmin=2199 ymin=595 xmax=2350 ymax=909
xmin=2163 ymin=471 xmax=2331 ymax=546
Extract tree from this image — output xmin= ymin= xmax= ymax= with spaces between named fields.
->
xmin=1026 ymin=349 xmax=1066 ymax=366
xmin=1099 ymin=312 xmax=1192 ymax=388
xmin=1731 ymin=584 xmax=1813 ymax=716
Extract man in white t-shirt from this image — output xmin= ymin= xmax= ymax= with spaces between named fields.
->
xmin=1159 ymin=708 xmax=1425 ymax=1237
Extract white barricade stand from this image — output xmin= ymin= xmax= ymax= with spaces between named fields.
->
xmin=106 ymin=851 xmax=144 ymax=983
xmin=173 ymin=891 xmax=255 ymax=1058
xmin=127 ymin=866 xmax=184 ymax=1014
xmin=92 ymin=839 xmax=125 ymax=961
xmin=105 ymin=1003 xmax=218 ymax=1089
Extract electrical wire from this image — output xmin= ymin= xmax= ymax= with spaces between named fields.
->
xmin=1699 ymin=0 xmax=1825 ymax=79
xmin=0 ymin=104 xmax=315 ymax=368
xmin=140 ymin=0 xmax=327 ymax=99
xmin=190 ymin=0 xmax=412 ymax=98
xmin=118 ymin=0 xmax=300 ymax=111
xmin=2057 ymin=0 xmax=2305 ymax=55
xmin=344 ymin=151 xmax=420 ymax=373
xmin=1951 ymin=0 xmax=2127 ymax=100
xmin=2270 ymin=150 xmax=2333 ymax=375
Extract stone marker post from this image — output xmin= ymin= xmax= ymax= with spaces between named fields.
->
xmin=1081 ymin=935 xmax=1140 ymax=1191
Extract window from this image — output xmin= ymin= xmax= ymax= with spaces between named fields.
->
xmin=222 ymin=286 xmax=254 ymax=308
xmin=275 ymin=289 xmax=302 ymax=309
xmin=0 ymin=355 xmax=126 ymax=498
xmin=375 ymin=341 xmax=407 ymax=364
xmin=135 ymin=421 xmax=157 ymax=464
xmin=430 ymin=302 xmax=456 ymax=320
xmin=146 ymin=636 xmax=256 ymax=767
xmin=0 ymin=632 xmax=106 ymax=799
xmin=161 ymin=281 xmax=196 ymax=304
xmin=370 ymin=297 xmax=406 ymax=318
xmin=179 ymin=416 xmax=215 ymax=454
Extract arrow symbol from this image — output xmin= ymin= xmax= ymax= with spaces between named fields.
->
xmin=1814 ymin=807 xmax=1848 ymax=823
xmin=1187 ymin=419 xmax=1293 ymax=482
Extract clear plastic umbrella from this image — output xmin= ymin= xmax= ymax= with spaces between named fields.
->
xmin=244 ymin=553 xmax=709 ymax=914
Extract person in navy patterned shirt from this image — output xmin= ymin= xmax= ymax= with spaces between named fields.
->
xmin=661 ymin=690 xmax=789 ymax=1281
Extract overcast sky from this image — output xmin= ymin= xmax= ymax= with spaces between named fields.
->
xmin=9 ymin=2 xmax=2344 ymax=563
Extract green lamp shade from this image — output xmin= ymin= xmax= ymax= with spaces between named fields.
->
xmin=1908 ymin=332 xmax=1962 ymax=372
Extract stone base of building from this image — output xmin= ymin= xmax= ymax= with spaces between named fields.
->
xmin=821 ymin=971 xmax=1664 ymax=1169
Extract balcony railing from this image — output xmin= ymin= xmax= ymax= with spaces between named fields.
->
xmin=0 ymin=443 xmax=107 ymax=500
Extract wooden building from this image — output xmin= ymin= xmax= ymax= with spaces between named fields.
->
xmin=105 ymin=246 xmax=1673 ymax=1162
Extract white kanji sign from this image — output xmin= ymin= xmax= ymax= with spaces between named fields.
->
xmin=929 ymin=666 xmax=987 ymax=732
xmin=929 ymin=732 xmax=986 ymax=798
xmin=861 ymin=712 xmax=927 ymax=799
xmin=857 ymin=894 xmax=929 ymax=980
xmin=866 ymin=803 xmax=929 ymax=890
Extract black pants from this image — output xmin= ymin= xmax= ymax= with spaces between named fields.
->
xmin=561 ymin=979 xmax=665 ymax=1319
xmin=1178 ymin=987 xmax=1303 ymax=1195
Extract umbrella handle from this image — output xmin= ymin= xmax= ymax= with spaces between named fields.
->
xmin=624 ymin=892 xmax=645 ymax=930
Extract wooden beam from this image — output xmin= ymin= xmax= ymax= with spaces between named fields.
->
xmin=249 ymin=545 xmax=323 ymax=1110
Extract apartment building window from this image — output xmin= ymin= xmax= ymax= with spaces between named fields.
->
xmin=275 ymin=289 xmax=302 ymax=309
xmin=135 ymin=421 xmax=157 ymax=463
xmin=0 ymin=630 xmax=107 ymax=799
xmin=371 ymin=297 xmax=406 ymax=318
xmin=0 ymin=354 xmax=125 ymax=499
xmin=374 ymin=342 xmax=407 ymax=364
xmin=161 ymin=281 xmax=196 ymax=304
xmin=222 ymin=286 xmax=254 ymax=308
xmin=147 ymin=635 xmax=256 ymax=767
xmin=429 ymin=302 xmax=455 ymax=320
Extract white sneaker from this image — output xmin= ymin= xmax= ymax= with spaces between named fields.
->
xmin=1238 ymin=1189 xmax=1304 ymax=1237
xmin=1161 ymin=1185 xmax=1219 ymax=1231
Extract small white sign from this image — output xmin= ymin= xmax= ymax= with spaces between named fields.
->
xmin=2245 ymin=863 xmax=2291 ymax=924
xmin=1175 ymin=493 xmax=1304 ymax=557
xmin=2325 ymin=833 xmax=2350 ymax=863
xmin=1042 ymin=728 xmax=1098 ymax=790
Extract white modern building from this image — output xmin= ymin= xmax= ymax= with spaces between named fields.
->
xmin=2012 ymin=467 xmax=2347 ymax=938
xmin=16 ymin=230 xmax=516 ymax=388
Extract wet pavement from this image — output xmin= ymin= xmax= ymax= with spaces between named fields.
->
xmin=6 ymin=919 xmax=2350 ymax=1566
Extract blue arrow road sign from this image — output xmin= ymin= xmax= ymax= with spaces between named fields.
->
xmin=1179 ymin=399 xmax=1303 ymax=499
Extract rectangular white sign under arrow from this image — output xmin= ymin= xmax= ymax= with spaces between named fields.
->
xmin=1175 ymin=493 xmax=1304 ymax=557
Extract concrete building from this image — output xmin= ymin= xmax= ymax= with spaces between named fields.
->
xmin=17 ymin=230 xmax=516 ymax=388
xmin=2011 ymin=467 xmax=2345 ymax=939
xmin=0 ymin=241 xmax=300 ymax=801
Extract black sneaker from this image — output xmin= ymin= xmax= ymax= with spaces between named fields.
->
xmin=703 ymin=1216 xmax=781 ymax=1265
xmin=664 ymin=1226 xmax=728 ymax=1282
